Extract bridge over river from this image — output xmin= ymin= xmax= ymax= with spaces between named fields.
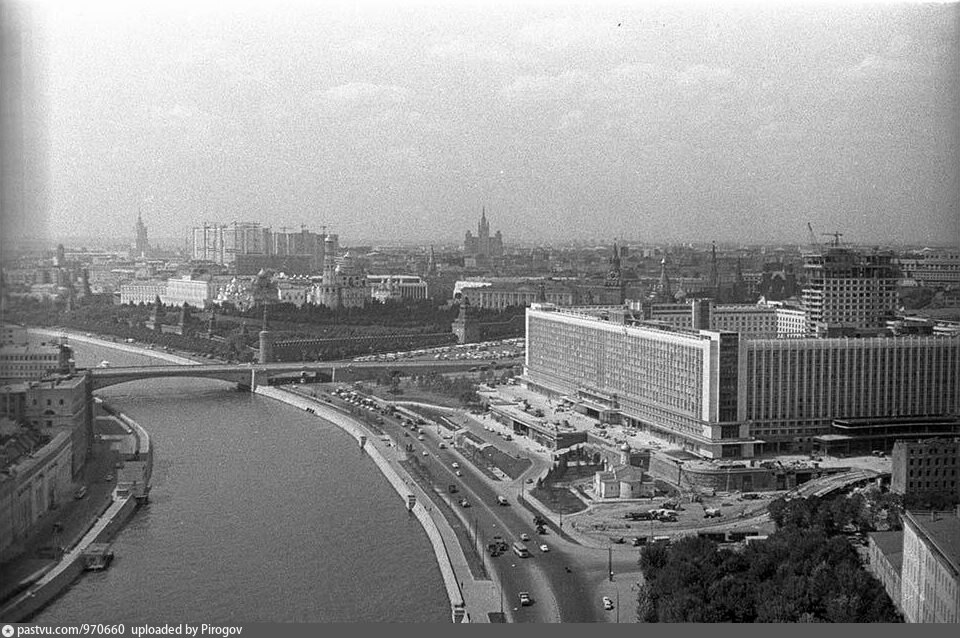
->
xmin=85 ymin=358 xmax=516 ymax=391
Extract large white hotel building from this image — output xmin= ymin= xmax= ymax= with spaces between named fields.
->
xmin=524 ymin=303 xmax=960 ymax=458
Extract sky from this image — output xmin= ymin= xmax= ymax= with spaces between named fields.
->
xmin=4 ymin=0 xmax=959 ymax=248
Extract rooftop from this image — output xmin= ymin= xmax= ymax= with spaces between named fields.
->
xmin=904 ymin=510 xmax=960 ymax=571
xmin=869 ymin=530 xmax=905 ymax=573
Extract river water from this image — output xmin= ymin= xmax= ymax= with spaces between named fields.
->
xmin=33 ymin=340 xmax=449 ymax=623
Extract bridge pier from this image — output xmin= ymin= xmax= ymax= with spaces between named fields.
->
xmin=237 ymin=368 xmax=258 ymax=392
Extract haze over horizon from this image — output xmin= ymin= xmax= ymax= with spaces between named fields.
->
xmin=3 ymin=0 xmax=958 ymax=250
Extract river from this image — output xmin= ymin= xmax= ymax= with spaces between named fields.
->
xmin=33 ymin=339 xmax=449 ymax=623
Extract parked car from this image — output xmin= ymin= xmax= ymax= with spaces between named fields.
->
xmin=520 ymin=533 xmax=530 ymax=541
xmin=519 ymin=592 xmax=532 ymax=606
xmin=602 ymin=596 xmax=614 ymax=611
xmin=539 ymin=544 xmax=549 ymax=552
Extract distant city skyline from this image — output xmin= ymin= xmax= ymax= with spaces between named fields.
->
xmin=2 ymin=1 xmax=958 ymax=250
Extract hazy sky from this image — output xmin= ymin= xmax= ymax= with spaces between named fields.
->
xmin=16 ymin=0 xmax=960 ymax=246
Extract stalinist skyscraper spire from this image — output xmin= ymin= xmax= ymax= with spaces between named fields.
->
xmin=134 ymin=207 xmax=150 ymax=258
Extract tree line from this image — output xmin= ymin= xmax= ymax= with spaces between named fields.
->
xmin=636 ymin=492 xmax=903 ymax=623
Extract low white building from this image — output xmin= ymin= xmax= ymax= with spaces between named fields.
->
xmin=594 ymin=464 xmax=647 ymax=499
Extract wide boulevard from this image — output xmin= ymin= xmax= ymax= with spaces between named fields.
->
xmin=331 ymin=391 xmax=643 ymax=623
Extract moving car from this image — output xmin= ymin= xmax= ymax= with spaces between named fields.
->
xmin=520 ymin=533 xmax=530 ymax=541
xmin=459 ymin=498 xmax=470 ymax=508
xmin=497 ymin=495 xmax=509 ymax=506
xmin=451 ymin=462 xmax=459 ymax=469
xmin=603 ymin=596 xmax=614 ymax=611
xmin=455 ymin=470 xmax=462 ymax=477
xmin=539 ymin=544 xmax=549 ymax=552
xmin=519 ymin=592 xmax=532 ymax=606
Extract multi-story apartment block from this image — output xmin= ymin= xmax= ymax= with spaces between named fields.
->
xmin=802 ymin=246 xmax=900 ymax=336
xmin=773 ymin=305 xmax=809 ymax=338
xmin=891 ymin=439 xmax=960 ymax=501
xmin=0 ymin=341 xmax=74 ymax=382
xmin=707 ymin=304 xmax=779 ymax=337
xmin=898 ymin=250 xmax=960 ymax=288
xmin=0 ymin=429 xmax=75 ymax=560
xmin=900 ymin=510 xmax=960 ymax=623
xmin=0 ymin=374 xmax=92 ymax=477
xmin=192 ymin=222 xmax=270 ymax=265
xmin=191 ymin=222 xmax=333 ymax=273
xmin=524 ymin=304 xmax=960 ymax=457
xmin=627 ymin=299 xmax=805 ymax=338
xmin=0 ymin=323 xmax=28 ymax=346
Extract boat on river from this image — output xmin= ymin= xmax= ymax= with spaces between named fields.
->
xmin=82 ymin=543 xmax=115 ymax=571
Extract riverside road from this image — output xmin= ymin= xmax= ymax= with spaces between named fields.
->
xmin=334 ymin=392 xmax=644 ymax=623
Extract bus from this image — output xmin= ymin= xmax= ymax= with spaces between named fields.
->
xmin=512 ymin=542 xmax=530 ymax=558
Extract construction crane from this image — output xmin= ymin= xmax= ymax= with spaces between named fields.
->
xmin=806 ymin=222 xmax=823 ymax=252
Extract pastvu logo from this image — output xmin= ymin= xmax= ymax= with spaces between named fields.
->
xmin=2 ymin=624 xmax=14 ymax=637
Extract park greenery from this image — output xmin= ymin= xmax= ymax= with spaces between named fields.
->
xmin=636 ymin=493 xmax=903 ymax=623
